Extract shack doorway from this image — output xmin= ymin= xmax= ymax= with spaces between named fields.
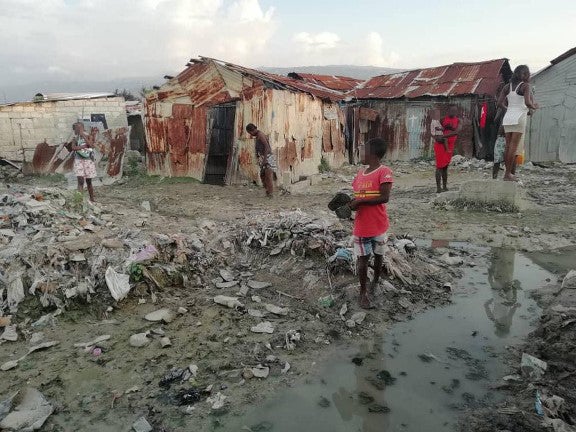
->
xmin=204 ymin=104 xmax=235 ymax=185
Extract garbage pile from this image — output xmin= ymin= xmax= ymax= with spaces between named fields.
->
xmin=0 ymin=186 xmax=217 ymax=320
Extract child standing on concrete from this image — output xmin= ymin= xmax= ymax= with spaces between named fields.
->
xmin=348 ymin=138 xmax=393 ymax=309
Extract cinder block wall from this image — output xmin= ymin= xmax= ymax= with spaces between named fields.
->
xmin=0 ymin=97 xmax=127 ymax=161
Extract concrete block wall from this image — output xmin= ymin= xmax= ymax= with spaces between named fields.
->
xmin=0 ymin=97 xmax=128 ymax=161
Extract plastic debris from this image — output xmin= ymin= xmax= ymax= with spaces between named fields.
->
xmin=105 ymin=267 xmax=131 ymax=302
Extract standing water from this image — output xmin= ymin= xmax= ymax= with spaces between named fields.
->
xmin=226 ymin=247 xmax=555 ymax=432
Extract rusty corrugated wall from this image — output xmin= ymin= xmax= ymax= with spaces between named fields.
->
xmin=349 ymin=98 xmax=476 ymax=161
xmin=144 ymin=59 xmax=347 ymax=185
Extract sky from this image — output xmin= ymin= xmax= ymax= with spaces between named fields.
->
xmin=0 ymin=0 xmax=575 ymax=87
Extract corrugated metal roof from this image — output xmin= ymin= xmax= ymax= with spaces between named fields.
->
xmin=35 ymin=92 xmax=116 ymax=101
xmin=287 ymin=72 xmax=363 ymax=91
xmin=551 ymin=47 xmax=576 ymax=65
xmin=351 ymin=59 xmax=510 ymax=100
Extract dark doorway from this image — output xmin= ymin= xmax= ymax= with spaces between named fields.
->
xmin=204 ymin=104 xmax=235 ymax=185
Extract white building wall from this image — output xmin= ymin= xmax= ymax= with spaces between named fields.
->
xmin=0 ymin=97 xmax=127 ymax=161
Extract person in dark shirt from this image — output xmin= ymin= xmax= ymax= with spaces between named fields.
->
xmin=246 ymin=123 xmax=276 ymax=197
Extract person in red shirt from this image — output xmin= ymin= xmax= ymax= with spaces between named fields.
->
xmin=433 ymin=105 xmax=461 ymax=193
xmin=349 ymin=138 xmax=393 ymax=309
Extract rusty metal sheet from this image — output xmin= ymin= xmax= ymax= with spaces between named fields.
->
xmin=288 ymin=73 xmax=362 ymax=92
xmin=359 ymin=107 xmax=379 ymax=121
xmin=352 ymin=59 xmax=509 ymax=99
xmin=29 ymin=126 xmax=131 ymax=183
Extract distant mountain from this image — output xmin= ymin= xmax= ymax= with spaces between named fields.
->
xmin=260 ymin=65 xmax=405 ymax=80
xmin=0 ymin=77 xmax=163 ymax=104
xmin=0 ymin=65 xmax=405 ymax=104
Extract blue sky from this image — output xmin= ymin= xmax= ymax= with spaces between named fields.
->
xmin=0 ymin=0 xmax=574 ymax=87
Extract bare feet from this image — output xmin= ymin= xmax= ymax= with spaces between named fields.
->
xmin=359 ymin=294 xmax=375 ymax=309
xmin=503 ymin=175 xmax=517 ymax=182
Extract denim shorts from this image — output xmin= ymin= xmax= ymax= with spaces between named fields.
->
xmin=353 ymin=234 xmax=388 ymax=257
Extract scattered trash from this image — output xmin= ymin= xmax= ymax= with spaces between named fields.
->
xmin=520 ymin=353 xmax=547 ymax=380
xmin=105 ymin=267 xmax=131 ymax=302
xmin=285 ymin=330 xmax=301 ymax=350
xmin=144 ymin=308 xmax=175 ymax=324
xmin=0 ymin=387 xmax=53 ymax=431
xmin=127 ymin=244 xmax=158 ymax=265
xmin=132 ymin=416 xmax=153 ymax=432
xmin=318 ymin=295 xmax=335 ymax=308
xmin=439 ymin=253 xmax=464 ymax=266
xmin=535 ymin=390 xmax=544 ymax=417
xmin=251 ymin=322 xmax=274 ymax=334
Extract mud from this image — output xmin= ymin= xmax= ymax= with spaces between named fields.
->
xmin=1 ymin=159 xmax=575 ymax=432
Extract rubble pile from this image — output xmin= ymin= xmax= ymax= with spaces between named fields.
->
xmin=0 ymin=186 xmax=216 ymax=320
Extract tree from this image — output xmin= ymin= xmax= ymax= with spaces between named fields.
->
xmin=113 ymin=88 xmax=138 ymax=101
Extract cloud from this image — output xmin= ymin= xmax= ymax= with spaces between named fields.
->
xmin=288 ymin=30 xmax=399 ymax=67
xmin=0 ymin=0 xmax=276 ymax=84
xmin=293 ymin=32 xmax=341 ymax=52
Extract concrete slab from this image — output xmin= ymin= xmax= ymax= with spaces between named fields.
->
xmin=459 ymin=180 xmax=525 ymax=209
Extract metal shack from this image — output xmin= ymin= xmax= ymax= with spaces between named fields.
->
xmin=527 ymin=47 xmax=576 ymax=163
xmin=346 ymin=59 xmax=512 ymax=162
xmin=144 ymin=58 xmax=347 ymax=186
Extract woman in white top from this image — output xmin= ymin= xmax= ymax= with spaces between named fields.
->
xmin=497 ymin=65 xmax=539 ymax=181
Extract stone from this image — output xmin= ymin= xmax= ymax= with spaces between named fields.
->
xmin=214 ymin=295 xmax=244 ymax=309
xmin=265 ymin=303 xmax=289 ymax=316
xmin=177 ymin=307 xmax=188 ymax=315
xmin=0 ymin=388 xmax=53 ymax=431
xmin=140 ymin=201 xmax=151 ymax=212
xmin=250 ymin=321 xmax=274 ymax=334
xmin=132 ymin=416 xmax=153 ymax=432
xmin=247 ymin=280 xmax=272 ymax=290
xmin=219 ymin=269 xmax=235 ymax=282
xmin=248 ymin=309 xmax=265 ymax=318
xmin=160 ymin=337 xmax=172 ymax=348
xmin=206 ymin=392 xmax=227 ymax=410
xmin=562 ymin=270 xmax=576 ymax=290
xmin=101 ymin=238 xmax=124 ymax=249
xmin=521 ymin=353 xmax=547 ymax=380
xmin=459 ymin=180 xmax=525 ymax=209
xmin=215 ymin=280 xmax=239 ymax=289
xmin=144 ymin=308 xmax=175 ymax=323
xmin=1 ymin=360 xmax=19 ymax=371
xmin=1 ymin=325 xmax=18 ymax=342
xmin=350 ymin=312 xmax=366 ymax=325
xmin=251 ymin=365 xmax=270 ymax=379
xmin=129 ymin=332 xmax=150 ymax=348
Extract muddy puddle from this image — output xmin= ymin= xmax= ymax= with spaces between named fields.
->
xmin=225 ymin=248 xmax=555 ymax=432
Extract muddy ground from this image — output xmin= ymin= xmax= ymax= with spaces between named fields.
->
xmin=1 ymin=159 xmax=575 ymax=432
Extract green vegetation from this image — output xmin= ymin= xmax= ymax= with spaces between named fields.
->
xmin=318 ymin=157 xmax=331 ymax=173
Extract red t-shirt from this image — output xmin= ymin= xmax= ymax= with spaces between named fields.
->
xmin=352 ymin=165 xmax=393 ymax=237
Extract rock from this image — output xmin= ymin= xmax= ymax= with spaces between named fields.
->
xmin=562 ymin=270 xmax=576 ymax=290
xmin=251 ymin=295 xmax=262 ymax=303
xmin=521 ymin=353 xmax=547 ymax=380
xmin=132 ymin=416 xmax=153 ymax=432
xmin=29 ymin=333 xmax=44 ymax=345
xmin=178 ymin=307 xmax=188 ymax=315
xmin=350 ymin=312 xmax=366 ymax=325
xmin=281 ymin=362 xmax=291 ymax=374
xmin=160 ymin=337 xmax=172 ymax=348
xmin=0 ymin=316 xmax=11 ymax=327
xmin=439 ymin=253 xmax=464 ymax=266
xmin=214 ymin=295 xmax=244 ymax=309
xmin=248 ymin=309 xmax=265 ymax=318
xmin=28 ymin=341 xmax=59 ymax=354
xmin=69 ymin=253 xmax=86 ymax=262
xmin=248 ymin=280 xmax=272 ymax=290
xmin=188 ymin=364 xmax=199 ymax=377
xmin=144 ymin=308 xmax=175 ymax=323
xmin=265 ymin=303 xmax=289 ymax=316
xmin=219 ymin=269 xmax=235 ymax=282
xmin=1 ymin=360 xmax=19 ymax=371
xmin=215 ymin=280 xmax=239 ymax=289
xmin=1 ymin=325 xmax=18 ymax=342
xmin=339 ymin=303 xmax=348 ymax=319
xmin=251 ymin=321 xmax=274 ymax=334
xmin=206 ymin=392 xmax=227 ymax=411
xmin=129 ymin=332 xmax=150 ymax=348
xmin=101 ymin=238 xmax=124 ymax=249
xmin=0 ymin=388 xmax=53 ymax=431
xmin=398 ymin=298 xmax=413 ymax=310
xmin=140 ymin=201 xmax=152 ymax=212
xmin=73 ymin=335 xmax=111 ymax=348
xmin=251 ymin=365 xmax=270 ymax=379
xmin=237 ymin=285 xmax=249 ymax=297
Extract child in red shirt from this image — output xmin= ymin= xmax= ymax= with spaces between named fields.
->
xmin=349 ymin=138 xmax=393 ymax=309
